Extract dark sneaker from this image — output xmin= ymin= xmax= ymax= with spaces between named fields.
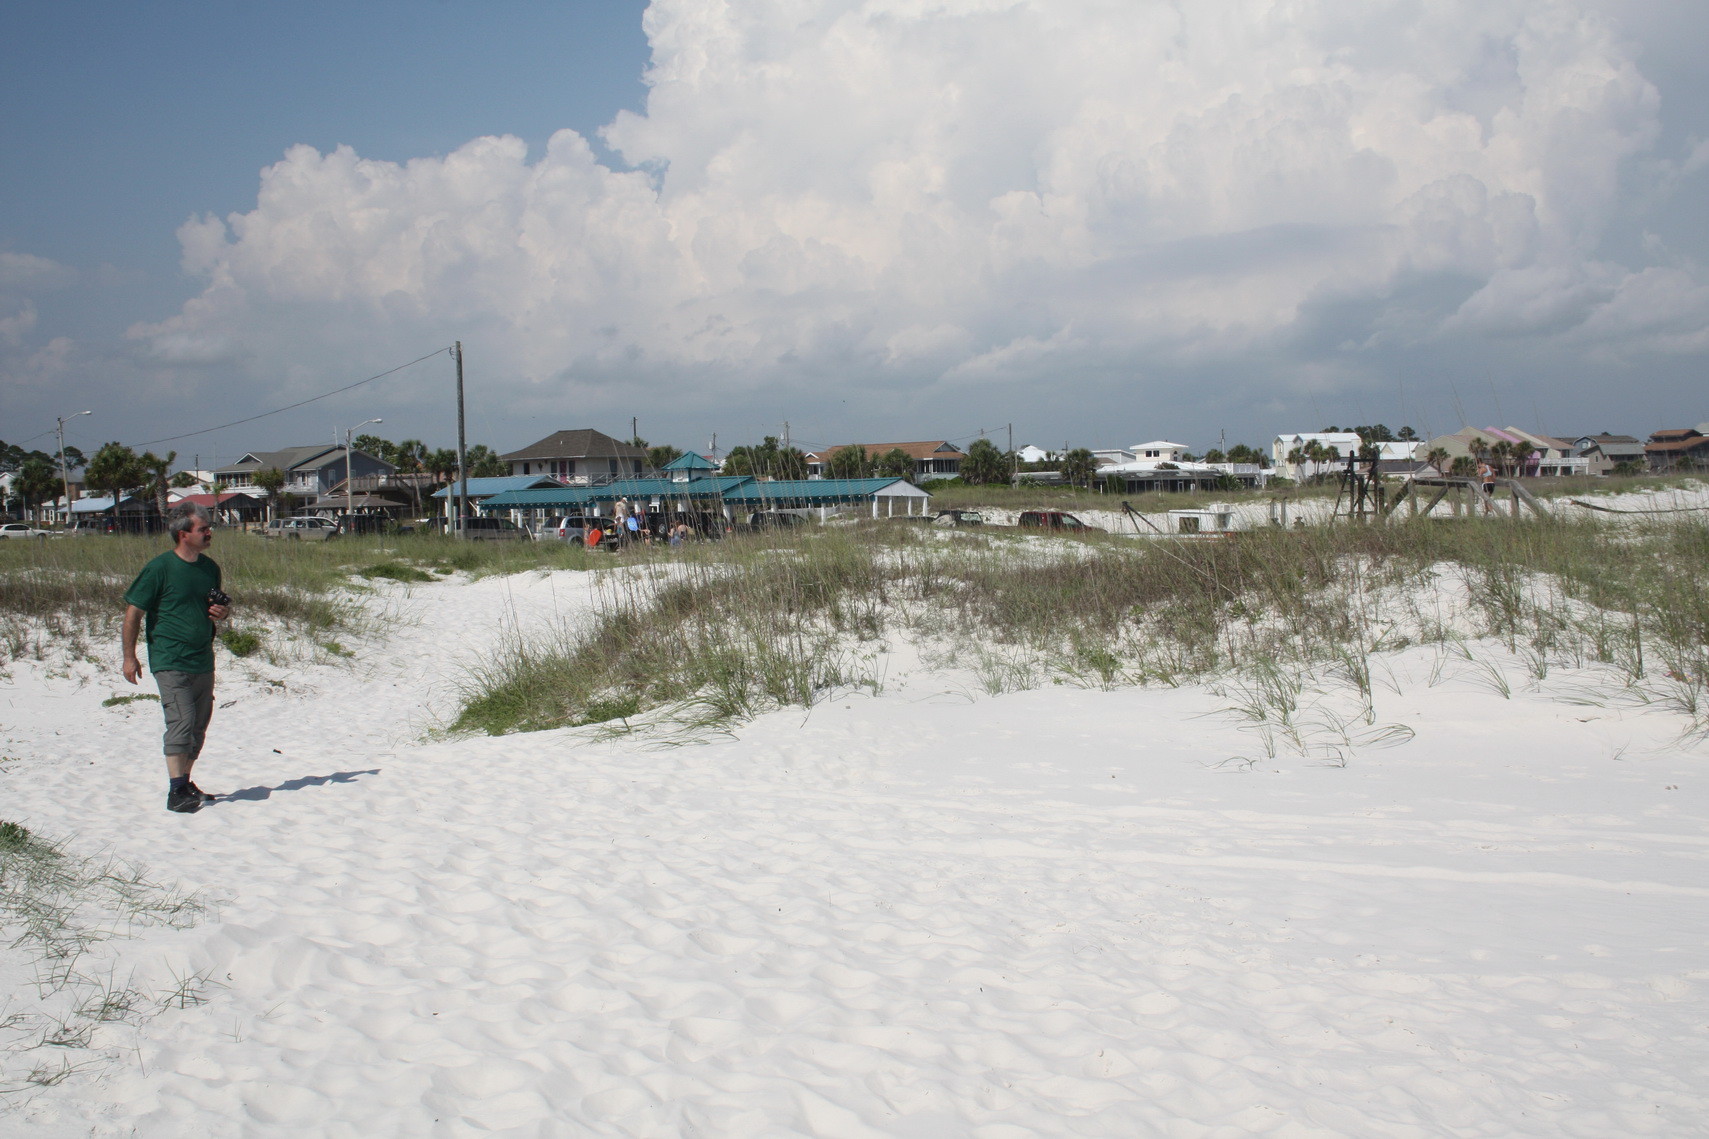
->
xmin=187 ymin=782 xmax=216 ymax=803
xmin=166 ymin=785 xmax=203 ymax=813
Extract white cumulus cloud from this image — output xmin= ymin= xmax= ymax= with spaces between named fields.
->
xmin=130 ymin=0 xmax=1705 ymax=440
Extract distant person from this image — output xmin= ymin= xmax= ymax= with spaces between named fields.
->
xmin=121 ymin=502 xmax=230 ymax=814
xmin=669 ymin=520 xmax=689 ymax=548
xmin=1477 ymin=460 xmax=1496 ymax=512
xmin=626 ymin=512 xmax=641 ymax=545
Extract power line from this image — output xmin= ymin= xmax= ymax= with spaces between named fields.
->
xmin=122 ymin=347 xmax=453 ymax=449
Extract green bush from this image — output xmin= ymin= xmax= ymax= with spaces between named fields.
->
xmin=219 ymin=629 xmax=262 ymax=657
xmin=357 ymin=561 xmax=435 ymax=583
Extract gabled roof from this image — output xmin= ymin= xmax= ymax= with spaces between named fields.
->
xmin=215 ymin=446 xmax=341 ymax=474
xmin=500 ymin=429 xmax=645 ymax=462
xmin=803 ymin=441 xmax=964 ymax=462
xmin=173 ymin=492 xmax=265 ymax=506
xmin=660 ymin=451 xmax=718 ymax=471
xmin=1645 ymin=435 xmax=1709 ymax=453
xmin=432 ymin=475 xmax=565 ymax=499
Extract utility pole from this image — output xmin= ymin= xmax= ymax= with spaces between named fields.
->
xmin=632 ymin=416 xmax=638 ymax=445
xmin=1007 ymin=422 xmax=1014 ymax=482
xmin=454 ymin=341 xmax=468 ymax=537
xmin=56 ymin=409 xmax=90 ymax=525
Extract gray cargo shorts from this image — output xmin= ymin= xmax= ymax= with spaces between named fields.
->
xmin=156 ymin=670 xmax=215 ymax=759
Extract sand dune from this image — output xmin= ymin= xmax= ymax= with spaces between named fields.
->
xmin=3 ymin=562 xmax=1706 ymax=1136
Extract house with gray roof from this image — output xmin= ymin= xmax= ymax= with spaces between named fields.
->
xmin=500 ymin=430 xmax=646 ymax=483
xmin=1570 ymin=434 xmax=1647 ymax=476
xmin=215 ymin=445 xmax=394 ymax=498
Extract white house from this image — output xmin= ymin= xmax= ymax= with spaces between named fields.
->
xmin=1133 ymin=440 xmax=1190 ymax=462
xmin=1015 ymin=444 xmax=1053 ymax=464
xmin=1272 ymin=432 xmax=1362 ymax=481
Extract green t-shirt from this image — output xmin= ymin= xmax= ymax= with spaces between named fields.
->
xmin=124 ymin=549 xmax=222 ymax=674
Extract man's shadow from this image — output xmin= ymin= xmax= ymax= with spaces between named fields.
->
xmin=219 ymin=769 xmax=380 ymax=803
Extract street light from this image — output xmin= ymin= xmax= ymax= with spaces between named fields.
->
xmin=344 ymin=418 xmax=382 ymax=532
xmin=56 ymin=410 xmax=91 ymax=526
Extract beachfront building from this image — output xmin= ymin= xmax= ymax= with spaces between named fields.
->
xmin=478 ymin=474 xmax=932 ymax=529
xmin=432 ymin=475 xmax=570 ymax=521
xmin=1500 ymin=430 xmax=1588 ymax=476
xmin=1094 ymin=453 xmax=1229 ymax=494
xmin=1272 ymin=432 xmax=1363 ymax=481
xmin=1570 ymin=434 xmax=1647 ymax=475
xmin=803 ymin=441 xmax=965 ymax=480
xmin=502 ymin=429 xmax=646 ymax=483
xmin=1091 ymin=448 xmax=1136 ymax=468
xmin=215 ymin=445 xmax=396 ymax=499
xmin=1645 ymin=427 xmax=1709 ymax=472
xmin=659 ymin=452 xmax=719 ymax=481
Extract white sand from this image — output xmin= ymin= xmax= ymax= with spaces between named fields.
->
xmin=3 ymin=562 xmax=1707 ymax=1136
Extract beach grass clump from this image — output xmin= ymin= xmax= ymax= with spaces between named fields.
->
xmin=0 ymin=822 xmax=207 ymax=1094
xmin=100 ymin=693 xmax=159 ymax=708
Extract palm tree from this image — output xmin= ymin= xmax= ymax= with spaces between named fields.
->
xmin=1509 ymin=440 xmax=1534 ymax=477
xmin=961 ymin=438 xmax=1008 ymax=485
xmin=825 ymin=445 xmax=869 ymax=479
xmin=1425 ymin=447 xmax=1450 ymax=475
xmin=139 ymin=450 xmax=177 ymax=519
xmin=393 ymin=439 xmax=428 ymax=511
xmin=251 ymin=467 xmax=286 ymax=521
xmin=1060 ymin=448 xmax=1097 ymax=488
xmin=85 ymin=442 xmax=147 ymax=526
xmin=873 ymin=448 xmax=914 ymax=479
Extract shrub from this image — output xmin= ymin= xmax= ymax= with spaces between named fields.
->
xmin=219 ymin=629 xmax=261 ymax=657
xmin=357 ymin=562 xmax=435 ymax=583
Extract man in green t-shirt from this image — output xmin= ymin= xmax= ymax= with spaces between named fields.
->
xmin=122 ymin=502 xmax=231 ymax=814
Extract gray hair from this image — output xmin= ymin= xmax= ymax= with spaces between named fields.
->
xmin=167 ymin=501 xmax=212 ymax=538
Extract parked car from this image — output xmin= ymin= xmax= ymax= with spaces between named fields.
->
xmin=1017 ymin=510 xmax=1101 ymax=532
xmin=536 ymin=515 xmax=593 ymax=541
xmin=261 ymin=516 xmax=340 ymax=540
xmin=458 ymin=516 xmax=531 ymax=541
xmin=0 ymin=522 xmax=52 ymax=539
xmin=931 ymin=509 xmax=985 ymax=527
xmin=745 ymin=511 xmax=811 ymax=532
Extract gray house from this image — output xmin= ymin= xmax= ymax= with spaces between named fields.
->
xmin=215 ymin=445 xmax=395 ymax=499
xmin=501 ymin=430 xmax=646 ymax=483
xmin=1570 ymin=434 xmax=1646 ymax=476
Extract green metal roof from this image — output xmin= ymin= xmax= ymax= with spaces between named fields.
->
xmin=722 ymin=478 xmax=926 ymax=505
xmin=660 ymin=451 xmax=718 ymax=471
xmin=431 ymin=475 xmax=564 ymax=499
xmin=479 ymin=475 xmax=927 ymax=511
xmin=479 ymin=476 xmax=754 ymax=510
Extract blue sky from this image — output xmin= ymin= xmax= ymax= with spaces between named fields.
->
xmin=3 ymin=0 xmax=1706 ymax=467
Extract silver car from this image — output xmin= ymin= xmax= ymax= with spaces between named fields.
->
xmin=261 ymin=516 xmax=340 ymax=540
xmin=0 ymin=521 xmax=52 ymax=539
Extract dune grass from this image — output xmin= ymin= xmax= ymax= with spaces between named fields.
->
xmin=455 ymin=512 xmax=1709 ymax=739
xmin=0 ymin=530 xmax=618 ymax=665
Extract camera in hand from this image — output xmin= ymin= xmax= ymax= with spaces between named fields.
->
xmin=207 ymin=587 xmax=231 ymax=608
